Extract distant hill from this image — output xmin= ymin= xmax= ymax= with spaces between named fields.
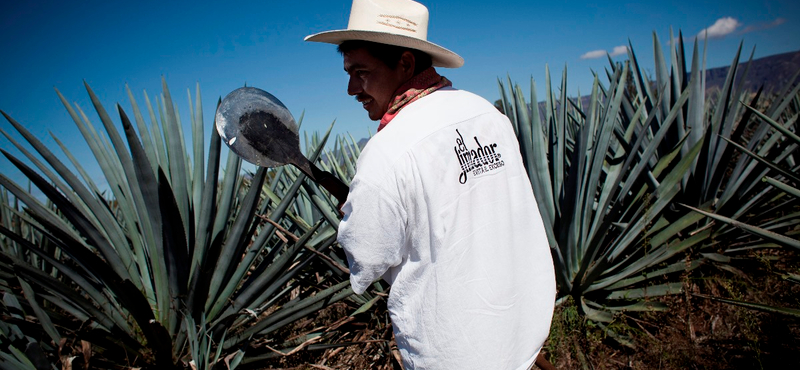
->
xmin=704 ymin=49 xmax=800 ymax=95
xmin=494 ymin=49 xmax=800 ymax=116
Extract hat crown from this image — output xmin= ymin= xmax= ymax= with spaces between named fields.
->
xmin=347 ymin=0 xmax=429 ymax=40
xmin=304 ymin=0 xmax=463 ymax=68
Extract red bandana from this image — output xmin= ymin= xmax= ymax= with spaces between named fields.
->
xmin=378 ymin=67 xmax=452 ymax=132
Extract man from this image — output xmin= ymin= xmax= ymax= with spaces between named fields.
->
xmin=305 ymin=1 xmax=556 ymax=369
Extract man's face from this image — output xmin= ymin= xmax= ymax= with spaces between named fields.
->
xmin=343 ymin=48 xmax=408 ymax=121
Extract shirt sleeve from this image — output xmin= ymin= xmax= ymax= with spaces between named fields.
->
xmin=337 ymin=176 xmax=407 ymax=294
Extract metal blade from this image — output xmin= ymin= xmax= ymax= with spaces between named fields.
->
xmin=215 ymin=87 xmax=301 ymax=167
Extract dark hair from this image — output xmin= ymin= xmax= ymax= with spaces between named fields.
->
xmin=337 ymin=40 xmax=433 ymax=75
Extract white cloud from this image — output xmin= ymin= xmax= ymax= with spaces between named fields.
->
xmin=581 ymin=45 xmax=628 ymax=59
xmin=742 ymin=17 xmax=786 ymax=33
xmin=771 ymin=17 xmax=787 ymax=27
xmin=580 ymin=50 xmax=608 ymax=59
xmin=697 ymin=17 xmax=741 ymax=39
xmin=609 ymin=45 xmax=628 ymax=57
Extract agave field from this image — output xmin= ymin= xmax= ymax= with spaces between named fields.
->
xmin=1 ymin=33 xmax=798 ymax=369
xmin=497 ymin=32 xmax=800 ymax=368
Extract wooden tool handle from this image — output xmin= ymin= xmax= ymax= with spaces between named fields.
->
xmin=293 ymin=157 xmax=349 ymax=205
xmin=309 ymin=164 xmax=350 ymax=205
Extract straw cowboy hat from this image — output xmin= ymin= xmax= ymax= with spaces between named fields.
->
xmin=305 ymin=0 xmax=464 ymax=68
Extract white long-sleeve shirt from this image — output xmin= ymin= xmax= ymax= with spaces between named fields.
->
xmin=338 ymin=87 xmax=556 ymax=370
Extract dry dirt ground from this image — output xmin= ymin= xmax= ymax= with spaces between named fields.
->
xmin=258 ymin=249 xmax=799 ymax=370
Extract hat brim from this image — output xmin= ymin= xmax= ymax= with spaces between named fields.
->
xmin=305 ymin=30 xmax=464 ymax=68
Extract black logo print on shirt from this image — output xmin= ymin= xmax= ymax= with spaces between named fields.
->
xmin=454 ymin=129 xmax=504 ymax=184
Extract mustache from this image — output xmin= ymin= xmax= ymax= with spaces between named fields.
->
xmin=355 ymin=94 xmax=372 ymax=103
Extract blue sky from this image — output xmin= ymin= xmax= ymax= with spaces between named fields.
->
xmin=1 ymin=0 xmax=798 ymax=190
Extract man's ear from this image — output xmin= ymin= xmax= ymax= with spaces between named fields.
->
xmin=398 ymin=51 xmax=416 ymax=79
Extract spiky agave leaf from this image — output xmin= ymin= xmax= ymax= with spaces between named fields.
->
xmin=693 ymin=293 xmax=800 ymax=318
